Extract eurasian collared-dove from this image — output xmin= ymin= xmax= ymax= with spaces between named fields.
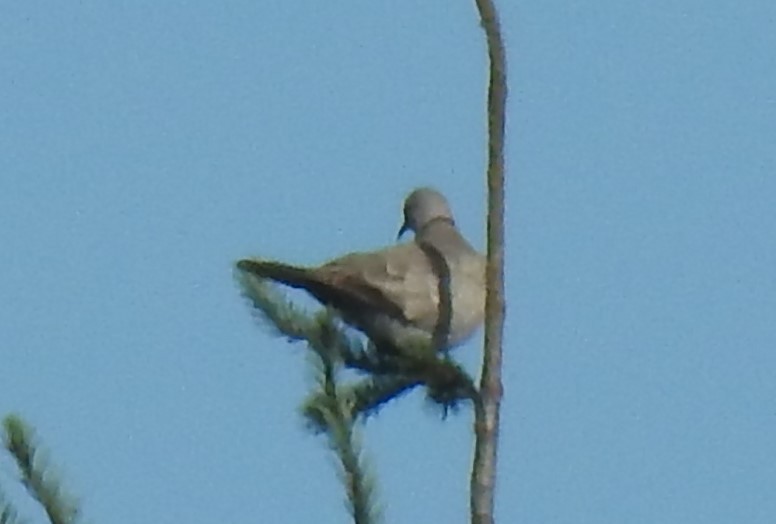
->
xmin=237 ymin=187 xmax=485 ymax=351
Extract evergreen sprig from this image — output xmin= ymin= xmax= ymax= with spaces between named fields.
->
xmin=237 ymin=270 xmax=478 ymax=418
xmin=2 ymin=415 xmax=79 ymax=524
xmin=302 ymin=327 xmax=382 ymax=524
xmin=236 ymin=268 xmax=480 ymax=524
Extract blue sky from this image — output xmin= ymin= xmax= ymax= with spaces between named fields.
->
xmin=2 ymin=1 xmax=775 ymax=523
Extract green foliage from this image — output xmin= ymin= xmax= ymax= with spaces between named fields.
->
xmin=236 ymin=269 xmax=481 ymax=524
xmin=238 ymin=273 xmax=383 ymax=522
xmin=237 ymin=271 xmax=479 ymax=420
xmin=303 ymin=329 xmax=382 ymax=524
xmin=1 ymin=415 xmax=80 ymax=524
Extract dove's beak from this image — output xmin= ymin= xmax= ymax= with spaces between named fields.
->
xmin=397 ymin=220 xmax=409 ymax=240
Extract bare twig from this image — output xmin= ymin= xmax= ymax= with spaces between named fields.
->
xmin=470 ymin=0 xmax=508 ymax=523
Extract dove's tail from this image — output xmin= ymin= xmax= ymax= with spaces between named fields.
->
xmin=236 ymin=259 xmax=323 ymax=290
xmin=237 ymin=259 xmax=317 ymax=289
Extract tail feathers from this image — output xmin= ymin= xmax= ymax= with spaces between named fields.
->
xmin=237 ymin=259 xmax=322 ymax=290
xmin=238 ymin=258 xmax=409 ymax=324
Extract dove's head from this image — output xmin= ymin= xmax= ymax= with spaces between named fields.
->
xmin=398 ymin=187 xmax=454 ymax=238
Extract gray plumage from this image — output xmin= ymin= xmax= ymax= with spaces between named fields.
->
xmin=237 ymin=187 xmax=486 ymax=351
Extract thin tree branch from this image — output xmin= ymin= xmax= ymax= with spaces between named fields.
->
xmin=471 ymin=0 xmax=508 ymax=523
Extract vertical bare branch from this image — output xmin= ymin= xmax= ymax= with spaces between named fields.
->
xmin=470 ymin=1 xmax=507 ymax=523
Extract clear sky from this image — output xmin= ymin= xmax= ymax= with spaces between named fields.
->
xmin=1 ymin=1 xmax=775 ymax=523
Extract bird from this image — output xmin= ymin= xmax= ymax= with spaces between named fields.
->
xmin=237 ymin=187 xmax=485 ymax=352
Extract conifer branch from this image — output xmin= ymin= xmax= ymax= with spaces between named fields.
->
xmin=237 ymin=271 xmax=478 ymax=414
xmin=303 ymin=375 xmax=420 ymax=426
xmin=2 ymin=415 xmax=80 ymax=524
xmin=301 ymin=322 xmax=382 ymax=524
